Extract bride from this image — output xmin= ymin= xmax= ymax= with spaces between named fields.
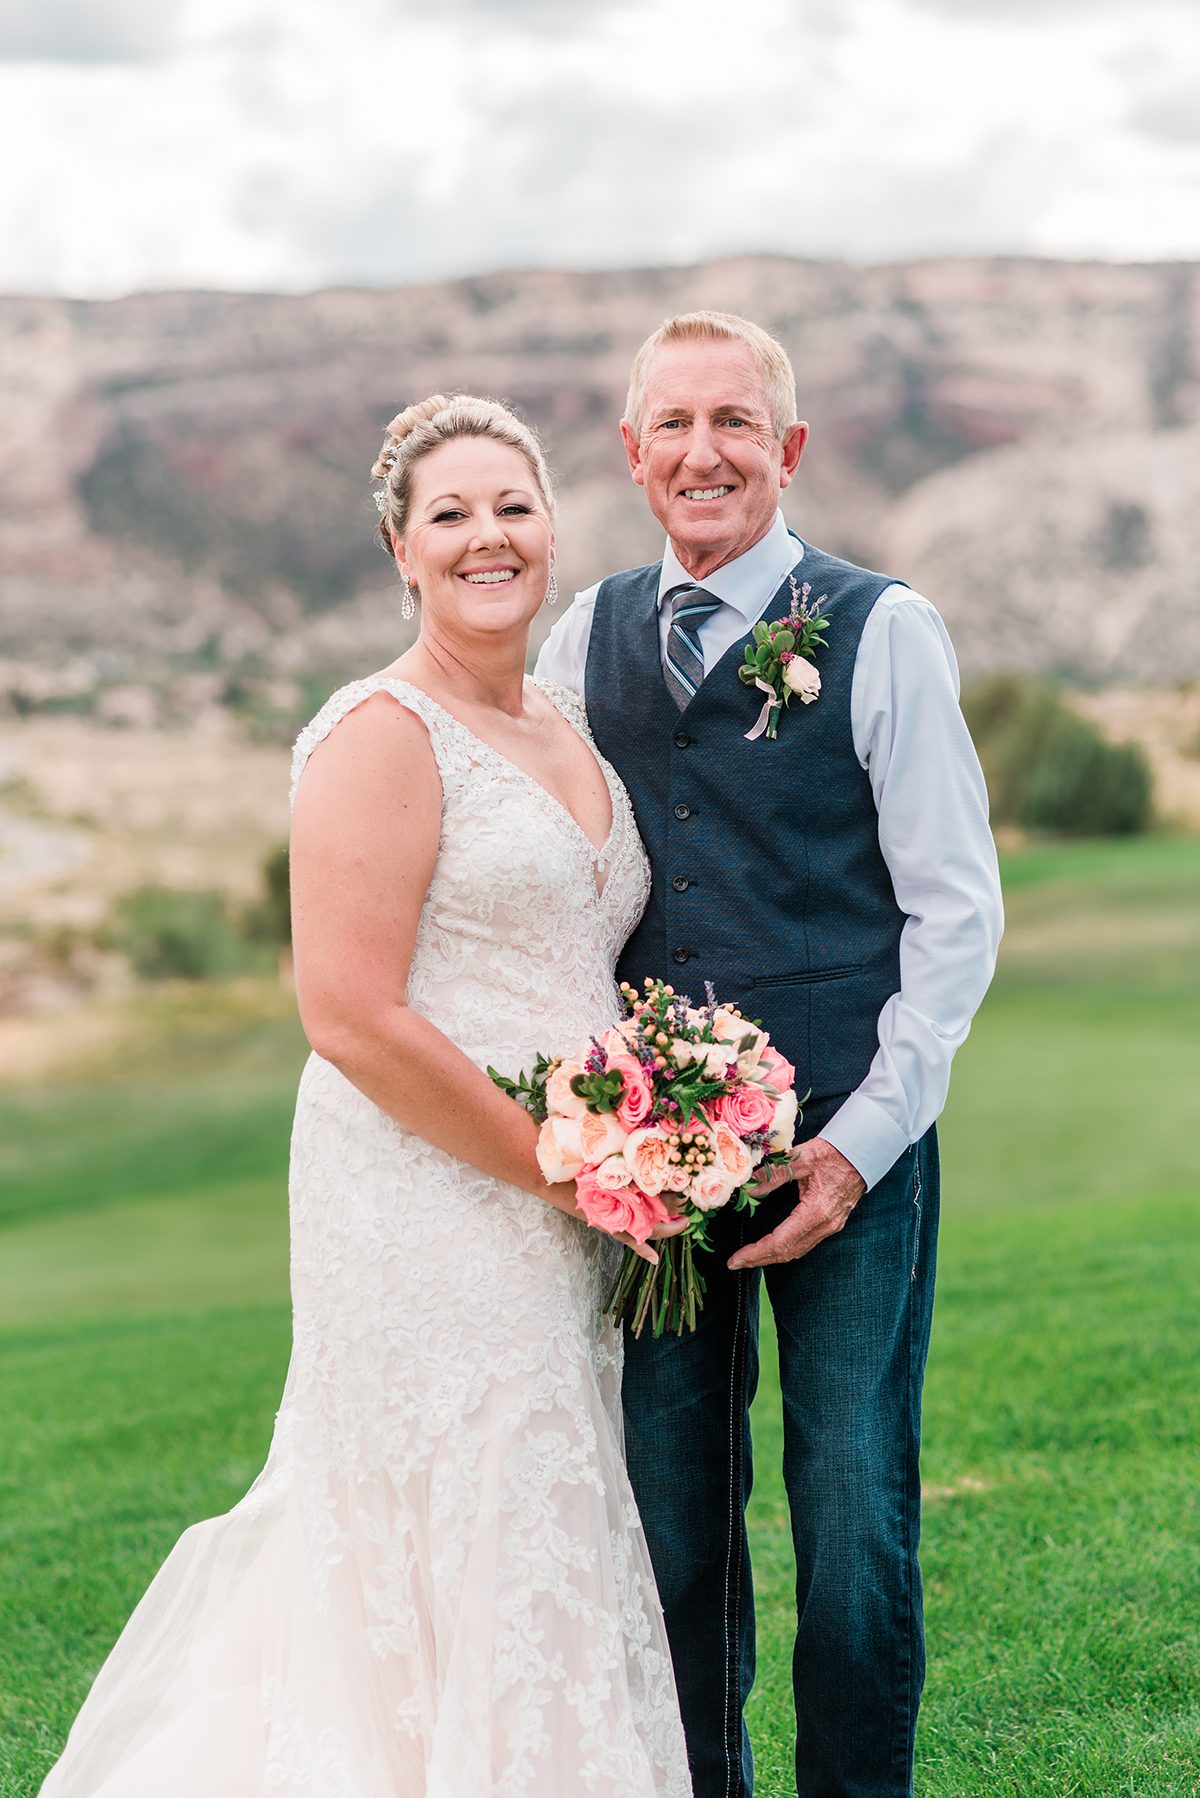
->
xmin=41 ymin=395 xmax=692 ymax=1798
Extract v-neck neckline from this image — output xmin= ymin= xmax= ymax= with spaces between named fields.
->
xmin=376 ymin=676 xmax=620 ymax=895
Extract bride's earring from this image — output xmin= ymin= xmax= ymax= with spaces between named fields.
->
xmin=400 ymin=570 xmax=416 ymax=622
xmin=546 ymin=557 xmax=558 ymax=608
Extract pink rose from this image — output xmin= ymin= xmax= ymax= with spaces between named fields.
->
xmin=712 ymin=1121 xmax=754 ymax=1184
xmin=574 ymin=1167 xmax=638 ymax=1236
xmin=536 ymin=1115 xmax=585 ymax=1183
xmin=607 ymin=1051 xmax=654 ymax=1130
xmin=624 ymin=1185 xmax=674 ymax=1244
xmin=546 ymin=1058 xmax=588 ymax=1119
xmin=575 ymin=1170 xmax=672 ymax=1244
xmin=752 ymin=1043 xmax=796 ymax=1096
xmin=712 ymin=1082 xmax=776 ymax=1137
xmin=622 ymin=1126 xmax=674 ymax=1195
xmin=579 ymin=1108 xmax=629 ymax=1164
xmin=690 ymin=1165 xmax=739 ymax=1213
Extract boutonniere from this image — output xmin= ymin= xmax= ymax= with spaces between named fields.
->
xmin=738 ymin=577 xmax=831 ymax=740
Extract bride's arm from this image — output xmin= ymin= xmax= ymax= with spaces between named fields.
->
xmin=290 ymin=692 xmax=573 ymax=1208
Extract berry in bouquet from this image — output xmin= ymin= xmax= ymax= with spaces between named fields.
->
xmin=489 ymin=977 xmax=801 ymax=1336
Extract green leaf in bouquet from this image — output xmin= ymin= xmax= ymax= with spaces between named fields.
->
xmin=773 ymin=627 xmax=795 ymax=651
xmin=753 ymin=621 xmax=771 ymax=645
xmin=487 ymin=1055 xmax=553 ymax=1123
xmin=667 ymin=1075 xmax=730 ymax=1127
xmin=739 ymin=664 xmax=758 ymax=683
xmin=570 ymin=1067 xmax=627 ymax=1113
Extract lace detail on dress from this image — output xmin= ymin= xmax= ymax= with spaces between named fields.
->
xmin=40 ymin=675 xmax=685 ymax=1798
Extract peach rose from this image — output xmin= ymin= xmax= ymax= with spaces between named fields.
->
xmin=602 ymin=1021 xmax=638 ymax=1059
xmin=711 ymin=1083 xmax=776 ymax=1137
xmin=593 ymin=1153 xmax=634 ymax=1191
xmin=579 ymin=1108 xmax=629 ymax=1164
xmin=622 ymin=1126 xmax=674 ymax=1195
xmin=607 ymin=1051 xmax=654 ymax=1130
xmin=768 ymin=1089 xmax=799 ymax=1153
xmin=713 ymin=1121 xmax=754 ymax=1185
xmin=536 ymin=1115 xmax=585 ymax=1183
xmin=690 ymin=1165 xmax=739 ymax=1212
xmin=545 ymin=1058 xmax=588 ymax=1119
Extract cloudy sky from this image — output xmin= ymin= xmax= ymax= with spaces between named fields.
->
xmin=2 ymin=0 xmax=1198 ymax=296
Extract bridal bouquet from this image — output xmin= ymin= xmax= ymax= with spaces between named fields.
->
xmin=489 ymin=977 xmax=801 ymax=1336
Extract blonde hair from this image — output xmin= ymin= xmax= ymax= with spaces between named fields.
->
xmin=371 ymin=393 xmax=555 ymax=552
xmin=623 ymin=311 xmax=798 ymax=441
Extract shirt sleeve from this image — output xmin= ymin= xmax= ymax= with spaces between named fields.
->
xmin=819 ymin=586 xmax=1004 ymax=1190
xmin=533 ymin=583 xmax=600 ymax=696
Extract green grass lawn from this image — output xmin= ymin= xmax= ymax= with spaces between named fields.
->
xmin=2 ymin=838 xmax=1199 ymax=1795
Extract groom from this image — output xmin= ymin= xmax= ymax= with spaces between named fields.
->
xmin=537 ymin=310 xmax=1002 ymax=1798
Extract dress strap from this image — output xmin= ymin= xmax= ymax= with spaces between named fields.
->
xmin=289 ymin=676 xmax=477 ymax=808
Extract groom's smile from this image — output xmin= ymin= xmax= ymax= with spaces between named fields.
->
xmin=621 ymin=338 xmax=807 ymax=582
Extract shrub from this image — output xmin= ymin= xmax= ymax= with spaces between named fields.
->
xmin=961 ymin=674 xmax=1153 ymax=837
xmin=241 ymin=844 xmax=291 ymax=949
xmin=108 ymin=886 xmax=258 ymax=982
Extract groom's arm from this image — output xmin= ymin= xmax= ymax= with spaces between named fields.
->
xmin=533 ymin=583 xmax=600 ymax=697
xmin=732 ymin=586 xmax=1003 ymax=1270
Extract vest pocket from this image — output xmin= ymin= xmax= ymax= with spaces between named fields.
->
xmin=751 ymin=963 xmax=865 ymax=988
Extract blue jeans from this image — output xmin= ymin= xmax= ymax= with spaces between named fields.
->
xmin=622 ymin=1110 xmax=939 ymax=1798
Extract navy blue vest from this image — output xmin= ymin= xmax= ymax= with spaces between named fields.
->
xmin=585 ymin=541 xmax=905 ymax=1104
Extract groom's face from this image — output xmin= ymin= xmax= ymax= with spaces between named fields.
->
xmin=621 ymin=339 xmax=807 ymax=580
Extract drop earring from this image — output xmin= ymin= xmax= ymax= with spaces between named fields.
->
xmin=400 ymin=571 xmax=415 ymax=621
xmin=546 ymin=557 xmax=558 ymax=608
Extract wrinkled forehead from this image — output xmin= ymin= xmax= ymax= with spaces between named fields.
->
xmin=640 ymin=338 xmax=773 ymax=423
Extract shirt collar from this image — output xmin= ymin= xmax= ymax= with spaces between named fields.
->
xmin=657 ymin=510 xmax=805 ymax=622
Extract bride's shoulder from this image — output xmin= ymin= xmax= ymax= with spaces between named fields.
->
xmin=290 ymin=674 xmax=444 ymax=808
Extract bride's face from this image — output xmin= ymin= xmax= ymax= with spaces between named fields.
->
xmin=397 ymin=438 xmax=553 ymax=635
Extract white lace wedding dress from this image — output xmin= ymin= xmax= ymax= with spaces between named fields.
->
xmin=41 ymin=676 xmax=691 ymax=1798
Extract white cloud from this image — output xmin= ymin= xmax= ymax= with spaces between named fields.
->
xmin=0 ymin=0 xmax=1196 ymax=295
xmin=0 ymin=0 xmax=182 ymax=64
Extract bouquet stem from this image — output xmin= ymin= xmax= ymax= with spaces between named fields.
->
xmin=608 ymin=1235 xmax=710 ymax=1339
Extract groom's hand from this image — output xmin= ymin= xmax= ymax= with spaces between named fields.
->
xmin=728 ymin=1138 xmax=866 ymax=1270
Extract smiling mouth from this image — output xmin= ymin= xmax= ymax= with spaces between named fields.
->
xmin=680 ymin=486 xmax=734 ymax=502
xmin=460 ymin=569 xmax=518 ymax=584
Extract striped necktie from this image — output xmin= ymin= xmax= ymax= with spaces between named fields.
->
xmin=662 ymin=585 xmax=722 ymax=710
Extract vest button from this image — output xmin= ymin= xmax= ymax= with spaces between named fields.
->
xmin=674 ymin=731 xmax=691 ymax=749
xmin=673 ymin=802 xmax=691 ymax=821
xmin=672 ymin=875 xmax=689 ymax=892
xmin=672 ymin=947 xmax=690 ymax=964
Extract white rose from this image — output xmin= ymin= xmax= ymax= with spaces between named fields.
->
xmin=669 ymin=1038 xmax=699 ymax=1069
xmin=702 ymin=1042 xmax=733 ymax=1080
xmin=767 ymin=1089 xmax=799 ymax=1154
xmin=782 ymin=655 xmax=821 ymax=704
xmin=537 ymin=1116 xmax=586 ymax=1183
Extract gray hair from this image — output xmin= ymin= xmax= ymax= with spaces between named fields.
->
xmin=624 ymin=310 xmax=798 ymax=441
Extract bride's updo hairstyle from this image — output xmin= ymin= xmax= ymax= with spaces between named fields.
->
xmin=371 ymin=393 xmax=555 ymax=555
